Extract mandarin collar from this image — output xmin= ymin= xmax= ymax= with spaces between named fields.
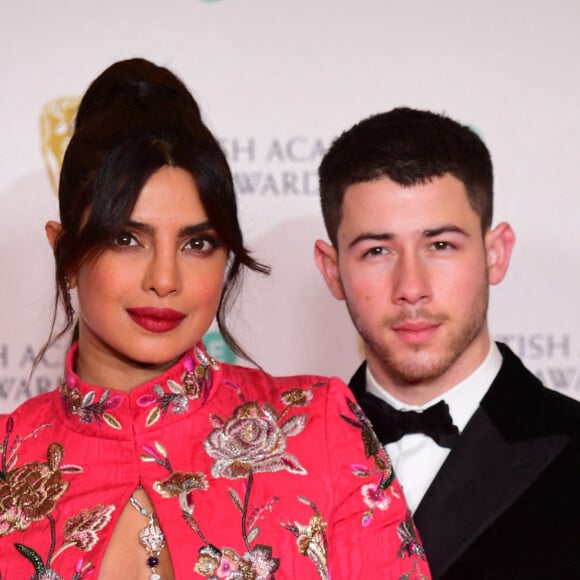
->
xmin=56 ymin=342 xmax=220 ymax=438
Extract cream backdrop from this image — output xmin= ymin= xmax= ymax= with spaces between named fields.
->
xmin=1 ymin=0 xmax=579 ymax=413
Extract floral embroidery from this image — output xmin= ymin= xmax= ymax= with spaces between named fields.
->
xmin=282 ymin=497 xmax=328 ymax=580
xmin=396 ymin=513 xmax=428 ymax=580
xmin=60 ymin=504 xmax=116 ymax=553
xmin=280 ymin=388 xmax=313 ymax=407
xmin=143 ymin=441 xmax=282 ymax=579
xmin=226 ymin=486 xmax=280 ymax=547
xmin=0 ymin=442 xmax=70 ymax=535
xmin=144 ymin=382 xmax=325 ymax=579
xmin=361 ymin=482 xmax=392 ymax=512
xmin=0 ymin=418 xmax=52 ymax=473
xmin=0 ymin=419 xmax=114 ymax=579
xmin=137 ymin=348 xmax=218 ymax=427
xmin=204 ymin=401 xmax=308 ymax=479
xmin=154 ymin=471 xmax=209 ymax=499
xmin=14 ymin=542 xmax=96 ymax=580
xmin=193 ymin=544 xmax=279 ymax=579
xmin=141 ymin=442 xmax=209 ymax=517
xmin=341 ymin=398 xmax=396 ymax=527
xmin=279 ymin=382 xmax=324 ymax=413
xmin=341 ymin=401 xmax=428 ymax=579
xmin=397 ymin=513 xmax=425 ymax=560
xmin=60 ymin=377 xmax=122 ymax=430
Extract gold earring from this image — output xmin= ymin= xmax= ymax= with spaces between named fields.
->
xmin=64 ymin=275 xmax=75 ymax=316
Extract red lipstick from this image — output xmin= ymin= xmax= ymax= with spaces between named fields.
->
xmin=126 ymin=307 xmax=186 ymax=333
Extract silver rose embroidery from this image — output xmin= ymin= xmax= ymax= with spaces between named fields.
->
xmin=204 ymin=401 xmax=307 ymax=479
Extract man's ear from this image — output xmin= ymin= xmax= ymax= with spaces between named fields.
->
xmin=314 ymin=239 xmax=345 ymax=300
xmin=485 ymin=222 xmax=516 ymax=285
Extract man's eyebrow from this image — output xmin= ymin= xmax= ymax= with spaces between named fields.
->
xmin=347 ymin=226 xmax=469 ymax=248
xmin=126 ymin=220 xmax=214 ymax=237
xmin=348 ymin=232 xmax=394 ymax=249
xmin=423 ymin=225 xmax=469 ymax=237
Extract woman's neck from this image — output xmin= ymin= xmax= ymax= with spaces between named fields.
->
xmin=74 ymin=343 xmax=181 ymax=392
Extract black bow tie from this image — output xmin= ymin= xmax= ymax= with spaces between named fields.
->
xmin=358 ymin=393 xmax=460 ymax=448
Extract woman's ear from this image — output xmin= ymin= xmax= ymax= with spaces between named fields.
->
xmin=45 ymin=221 xmax=62 ymax=251
xmin=45 ymin=221 xmax=77 ymax=289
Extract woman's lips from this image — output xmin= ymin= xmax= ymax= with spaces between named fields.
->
xmin=392 ymin=320 xmax=440 ymax=344
xmin=126 ymin=307 xmax=186 ymax=333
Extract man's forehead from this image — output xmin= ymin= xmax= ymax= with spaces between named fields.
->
xmin=338 ymin=175 xmax=480 ymax=236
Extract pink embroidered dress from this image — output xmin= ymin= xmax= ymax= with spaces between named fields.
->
xmin=0 ymin=344 xmax=430 ymax=579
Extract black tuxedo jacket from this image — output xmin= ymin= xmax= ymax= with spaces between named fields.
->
xmin=349 ymin=343 xmax=580 ymax=579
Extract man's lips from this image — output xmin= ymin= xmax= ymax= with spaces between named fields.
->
xmin=126 ymin=307 xmax=186 ymax=333
xmin=392 ymin=319 xmax=441 ymax=344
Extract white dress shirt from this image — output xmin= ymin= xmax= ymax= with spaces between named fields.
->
xmin=366 ymin=343 xmax=503 ymax=513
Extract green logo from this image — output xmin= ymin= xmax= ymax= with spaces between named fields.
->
xmin=203 ymin=329 xmax=237 ymax=364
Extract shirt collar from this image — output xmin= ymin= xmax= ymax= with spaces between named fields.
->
xmin=366 ymin=342 xmax=502 ymax=432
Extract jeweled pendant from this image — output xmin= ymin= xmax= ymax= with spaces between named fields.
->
xmin=139 ymin=519 xmax=165 ymax=554
xmin=129 ymin=493 xmax=166 ymax=579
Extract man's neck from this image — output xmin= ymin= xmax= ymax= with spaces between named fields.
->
xmin=366 ymin=333 xmax=493 ymax=406
xmin=367 ymin=343 xmax=502 ymax=432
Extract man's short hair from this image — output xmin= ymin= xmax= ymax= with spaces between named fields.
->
xmin=318 ymin=107 xmax=494 ymax=247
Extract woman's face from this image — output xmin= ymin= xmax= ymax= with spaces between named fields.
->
xmin=73 ymin=165 xmax=228 ymax=386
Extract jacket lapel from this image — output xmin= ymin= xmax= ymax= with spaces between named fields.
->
xmin=413 ymin=404 xmax=567 ymax=577
xmin=348 ymin=362 xmax=367 ymax=400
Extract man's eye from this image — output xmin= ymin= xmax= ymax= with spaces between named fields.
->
xmin=431 ymin=241 xmax=453 ymax=250
xmin=364 ymin=247 xmax=387 ymax=257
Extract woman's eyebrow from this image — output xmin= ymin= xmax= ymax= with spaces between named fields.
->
xmin=179 ymin=222 xmax=214 ymax=237
xmin=126 ymin=220 xmax=214 ymax=237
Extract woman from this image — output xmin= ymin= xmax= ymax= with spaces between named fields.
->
xmin=0 ymin=59 xmax=430 ymax=579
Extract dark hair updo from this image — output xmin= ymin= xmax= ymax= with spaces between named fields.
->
xmin=44 ymin=58 xmax=268 ymax=365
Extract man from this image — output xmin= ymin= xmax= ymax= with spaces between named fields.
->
xmin=314 ymin=107 xmax=580 ymax=579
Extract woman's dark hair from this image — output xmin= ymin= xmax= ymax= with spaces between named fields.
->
xmin=38 ymin=58 xmax=268 ymax=368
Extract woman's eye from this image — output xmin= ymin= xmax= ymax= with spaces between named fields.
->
xmin=185 ymin=237 xmax=217 ymax=254
xmin=113 ymin=232 xmax=138 ymax=247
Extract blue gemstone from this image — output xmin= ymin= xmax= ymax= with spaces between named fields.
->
xmin=147 ymin=556 xmax=159 ymax=568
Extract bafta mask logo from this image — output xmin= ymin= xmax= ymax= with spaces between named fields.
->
xmin=40 ymin=97 xmax=79 ymax=193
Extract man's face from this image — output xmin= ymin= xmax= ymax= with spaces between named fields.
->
xmin=315 ymin=174 xmax=513 ymax=403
